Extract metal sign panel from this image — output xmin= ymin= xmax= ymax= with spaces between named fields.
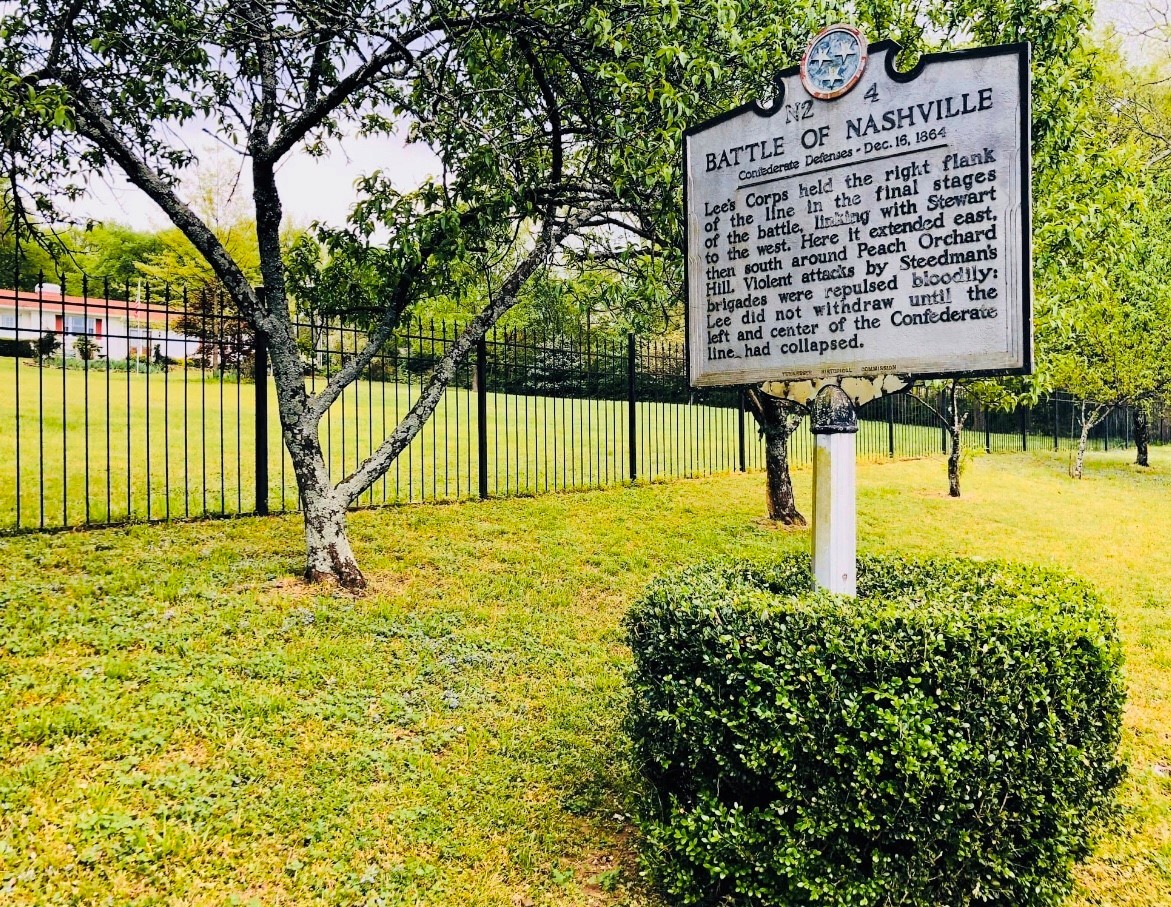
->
xmin=685 ymin=38 xmax=1031 ymax=387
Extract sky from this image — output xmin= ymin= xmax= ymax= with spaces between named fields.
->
xmin=66 ymin=3 xmax=1164 ymax=235
xmin=73 ymin=129 xmax=441 ymax=233
xmin=1099 ymin=0 xmax=1170 ymax=62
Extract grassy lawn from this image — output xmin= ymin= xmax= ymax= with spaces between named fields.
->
xmin=1 ymin=447 xmax=1169 ymax=905
xmin=0 ymin=363 xmax=1056 ymax=532
xmin=0 ymin=363 xmax=748 ymax=529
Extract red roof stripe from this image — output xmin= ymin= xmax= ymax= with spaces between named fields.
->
xmin=0 ymin=289 xmax=174 ymax=324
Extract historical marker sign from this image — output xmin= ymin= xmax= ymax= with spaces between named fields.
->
xmin=685 ymin=35 xmax=1031 ymax=387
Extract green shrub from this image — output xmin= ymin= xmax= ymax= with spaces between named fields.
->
xmin=0 ymin=338 xmax=34 ymax=358
xmin=625 ymin=555 xmax=1125 ymax=907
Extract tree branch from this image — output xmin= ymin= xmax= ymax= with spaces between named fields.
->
xmin=335 ymin=211 xmax=586 ymax=503
xmin=1080 ymin=400 xmax=1114 ymax=431
xmin=264 ymin=28 xmax=428 ymax=162
xmin=64 ymin=86 xmax=261 ymax=323
xmin=303 ymin=279 xmax=412 ymax=424
xmin=916 ymin=387 xmax=949 ymax=426
xmin=305 ymin=30 xmax=334 ymax=109
xmin=518 ymin=37 xmax=562 ymax=188
xmin=46 ymin=0 xmax=86 ymax=74
xmin=744 ymin=387 xmax=767 ymax=424
xmin=250 ymin=0 xmax=278 ymax=152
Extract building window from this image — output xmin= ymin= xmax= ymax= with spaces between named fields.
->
xmin=0 ymin=313 xmax=15 ymax=329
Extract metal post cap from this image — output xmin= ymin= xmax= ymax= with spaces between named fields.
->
xmin=810 ymin=385 xmax=859 ymax=435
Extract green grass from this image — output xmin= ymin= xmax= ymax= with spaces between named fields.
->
xmin=0 ymin=447 xmax=1169 ymax=905
xmin=0 ymin=363 xmax=1054 ymax=531
xmin=0 ymin=362 xmax=748 ymax=529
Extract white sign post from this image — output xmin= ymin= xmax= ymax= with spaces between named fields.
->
xmin=810 ymin=386 xmax=858 ymax=594
xmin=684 ymin=29 xmax=1031 ymax=594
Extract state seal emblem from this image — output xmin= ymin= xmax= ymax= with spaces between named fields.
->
xmin=800 ymin=25 xmax=868 ymax=100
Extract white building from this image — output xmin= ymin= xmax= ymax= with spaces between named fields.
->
xmin=0 ymin=287 xmax=203 ymax=361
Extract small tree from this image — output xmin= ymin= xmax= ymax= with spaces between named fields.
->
xmin=1 ymin=0 xmax=697 ymax=587
xmin=917 ymin=380 xmax=1016 ymax=497
xmin=172 ymin=286 xmax=253 ymax=374
xmin=921 ymin=381 xmax=968 ymax=498
xmin=35 ymin=331 xmax=59 ymax=360
xmin=1052 ymin=135 xmax=1171 ymax=478
xmin=1130 ymin=395 xmax=1170 ymax=468
xmin=1132 ymin=403 xmax=1151 ymax=467
xmin=1045 ymin=283 xmax=1171 ymax=478
xmin=73 ymin=334 xmax=99 ymax=360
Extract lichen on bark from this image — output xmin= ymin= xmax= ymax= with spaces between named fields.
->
xmin=745 ymin=388 xmax=807 ymax=526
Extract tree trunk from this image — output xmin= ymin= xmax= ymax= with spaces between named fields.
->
xmin=284 ymin=421 xmax=366 ymax=589
xmin=252 ymin=287 xmax=366 ymax=589
xmin=251 ymin=156 xmax=369 ymax=588
xmin=1134 ymin=405 xmax=1150 ymax=467
xmin=764 ymin=427 xmax=804 ymax=525
xmin=1073 ymin=401 xmax=1092 ymax=480
xmin=947 ymin=426 xmax=962 ymax=497
xmin=302 ymin=490 xmax=364 ymax=589
xmin=747 ymin=389 xmax=806 ymax=526
xmin=947 ymin=381 xmax=963 ymax=497
xmin=1074 ymin=425 xmax=1090 ymax=479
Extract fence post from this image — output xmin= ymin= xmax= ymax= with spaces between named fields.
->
xmin=984 ymin=408 xmax=991 ymax=453
xmin=477 ymin=337 xmax=488 ymax=499
xmin=253 ymin=288 xmax=269 ymax=516
xmin=738 ymin=390 xmax=747 ymax=472
xmin=627 ymin=333 xmax=637 ymax=481
xmin=1053 ymin=396 xmax=1059 ymax=450
xmin=1020 ymin=405 xmax=1028 ymax=452
xmin=887 ymin=394 xmax=895 ymax=457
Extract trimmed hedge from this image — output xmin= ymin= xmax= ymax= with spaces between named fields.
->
xmin=626 ymin=555 xmax=1125 ymax=907
xmin=0 ymin=338 xmax=34 ymax=358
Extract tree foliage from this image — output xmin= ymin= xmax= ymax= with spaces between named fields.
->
xmin=3 ymin=0 xmax=790 ymax=584
xmin=1026 ymin=42 xmax=1171 ymax=475
xmin=5 ymin=0 xmax=1166 ymax=578
xmin=891 ymin=1 xmax=1171 ymax=481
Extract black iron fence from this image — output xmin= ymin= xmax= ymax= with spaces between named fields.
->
xmin=0 ymin=277 xmax=1166 ymax=532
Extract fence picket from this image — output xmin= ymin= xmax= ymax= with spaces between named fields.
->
xmin=0 ymin=271 xmax=1166 ymax=533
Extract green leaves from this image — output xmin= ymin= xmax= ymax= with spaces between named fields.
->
xmin=1015 ymin=34 xmax=1171 ymax=411
xmin=626 ymin=554 xmax=1126 ymax=906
